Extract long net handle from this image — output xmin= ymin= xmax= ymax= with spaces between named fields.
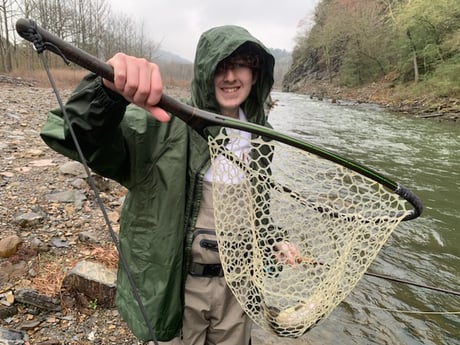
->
xmin=15 ymin=19 xmax=208 ymax=126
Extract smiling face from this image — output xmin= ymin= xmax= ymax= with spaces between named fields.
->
xmin=214 ymin=54 xmax=259 ymax=118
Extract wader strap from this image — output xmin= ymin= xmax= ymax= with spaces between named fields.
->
xmin=189 ymin=262 xmax=224 ymax=277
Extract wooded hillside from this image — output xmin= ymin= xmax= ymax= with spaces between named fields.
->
xmin=284 ymin=0 xmax=460 ymax=99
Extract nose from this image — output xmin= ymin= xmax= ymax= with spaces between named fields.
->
xmin=222 ymin=68 xmax=237 ymax=81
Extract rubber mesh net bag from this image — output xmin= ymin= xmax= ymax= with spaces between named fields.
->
xmin=207 ymin=127 xmax=411 ymax=338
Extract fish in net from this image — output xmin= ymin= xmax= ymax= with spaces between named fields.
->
xmin=207 ymin=128 xmax=412 ymax=338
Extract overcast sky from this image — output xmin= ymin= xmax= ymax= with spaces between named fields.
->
xmin=108 ymin=0 xmax=320 ymax=61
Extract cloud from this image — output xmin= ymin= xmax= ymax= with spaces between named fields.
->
xmin=109 ymin=0 xmax=319 ymax=61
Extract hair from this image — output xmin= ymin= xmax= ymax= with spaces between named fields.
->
xmin=214 ymin=42 xmax=264 ymax=75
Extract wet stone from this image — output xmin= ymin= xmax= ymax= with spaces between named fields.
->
xmin=15 ymin=289 xmax=61 ymax=312
xmin=59 ymin=161 xmax=87 ymax=178
xmin=44 ymin=190 xmax=86 ymax=208
xmin=0 ymin=305 xmax=18 ymax=320
xmin=78 ymin=230 xmax=103 ymax=245
xmin=0 ymin=235 xmax=22 ymax=258
xmin=62 ymin=260 xmax=117 ymax=307
xmin=13 ymin=212 xmax=45 ymax=228
xmin=49 ymin=237 xmax=70 ymax=248
xmin=19 ymin=319 xmax=42 ymax=330
xmin=29 ymin=238 xmax=50 ymax=253
xmin=0 ymin=327 xmax=28 ymax=344
xmin=44 ymin=190 xmax=86 ymax=203
xmin=70 ymin=178 xmax=87 ymax=189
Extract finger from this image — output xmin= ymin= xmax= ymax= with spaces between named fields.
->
xmin=148 ymin=106 xmax=170 ymax=123
xmin=110 ymin=53 xmax=128 ymax=91
xmin=145 ymin=64 xmax=163 ymax=106
xmin=130 ymin=58 xmax=154 ymax=105
xmin=123 ymin=57 xmax=142 ymax=99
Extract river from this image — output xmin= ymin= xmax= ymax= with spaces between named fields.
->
xmin=252 ymin=92 xmax=460 ymax=345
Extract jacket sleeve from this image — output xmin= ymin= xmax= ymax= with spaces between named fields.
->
xmin=40 ymin=72 xmax=132 ymax=183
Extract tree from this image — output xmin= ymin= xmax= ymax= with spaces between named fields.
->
xmin=292 ymin=0 xmax=395 ymax=85
xmin=0 ymin=0 xmax=15 ymax=71
xmin=393 ymin=0 xmax=460 ymax=81
xmin=334 ymin=0 xmax=394 ymax=85
xmin=10 ymin=0 xmax=161 ymax=71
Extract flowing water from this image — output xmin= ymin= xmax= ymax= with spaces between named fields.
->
xmin=261 ymin=91 xmax=460 ymax=345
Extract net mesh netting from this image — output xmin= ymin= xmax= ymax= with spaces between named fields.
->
xmin=207 ymin=128 xmax=411 ymax=338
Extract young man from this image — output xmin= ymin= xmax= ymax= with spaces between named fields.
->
xmin=40 ymin=25 xmax=290 ymax=344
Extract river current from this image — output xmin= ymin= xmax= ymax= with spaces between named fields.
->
xmin=262 ymin=91 xmax=460 ymax=345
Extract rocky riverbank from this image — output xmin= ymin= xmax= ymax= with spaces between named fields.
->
xmin=0 ymin=77 xmax=143 ymax=344
xmin=292 ymin=80 xmax=460 ymax=122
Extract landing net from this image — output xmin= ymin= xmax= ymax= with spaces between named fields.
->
xmin=208 ymin=128 xmax=411 ymax=338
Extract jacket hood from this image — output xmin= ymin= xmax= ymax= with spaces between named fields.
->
xmin=191 ymin=25 xmax=275 ymax=124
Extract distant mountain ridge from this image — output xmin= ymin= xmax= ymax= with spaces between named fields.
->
xmin=154 ymin=49 xmax=193 ymax=64
xmin=269 ymin=49 xmax=292 ymax=88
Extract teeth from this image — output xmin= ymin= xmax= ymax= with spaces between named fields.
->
xmin=223 ymin=87 xmax=238 ymax=93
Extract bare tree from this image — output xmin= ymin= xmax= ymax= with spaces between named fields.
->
xmin=0 ymin=0 xmax=14 ymax=71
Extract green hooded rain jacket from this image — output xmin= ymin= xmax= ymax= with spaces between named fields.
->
xmin=40 ymin=25 xmax=274 ymax=341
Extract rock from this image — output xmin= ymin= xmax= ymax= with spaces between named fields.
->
xmin=19 ymin=318 xmax=42 ymax=330
xmin=0 ymin=290 xmax=15 ymax=305
xmin=0 ymin=235 xmax=22 ymax=258
xmin=44 ymin=190 xmax=86 ymax=203
xmin=49 ymin=237 xmax=70 ymax=248
xmin=44 ymin=190 xmax=86 ymax=208
xmin=61 ymin=260 xmax=117 ymax=307
xmin=70 ymin=178 xmax=87 ymax=189
xmin=0 ymin=305 xmax=18 ymax=319
xmin=0 ymin=327 xmax=28 ymax=344
xmin=0 ymin=261 xmax=28 ymax=282
xmin=14 ymin=289 xmax=61 ymax=312
xmin=13 ymin=212 xmax=45 ymax=228
xmin=0 ymin=291 xmax=17 ymax=319
xmin=78 ymin=231 xmax=102 ymax=245
xmin=58 ymin=161 xmax=87 ymax=178
xmin=29 ymin=238 xmax=49 ymax=253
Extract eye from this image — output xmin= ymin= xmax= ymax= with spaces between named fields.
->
xmin=216 ymin=61 xmax=230 ymax=74
xmin=234 ymin=63 xmax=248 ymax=69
